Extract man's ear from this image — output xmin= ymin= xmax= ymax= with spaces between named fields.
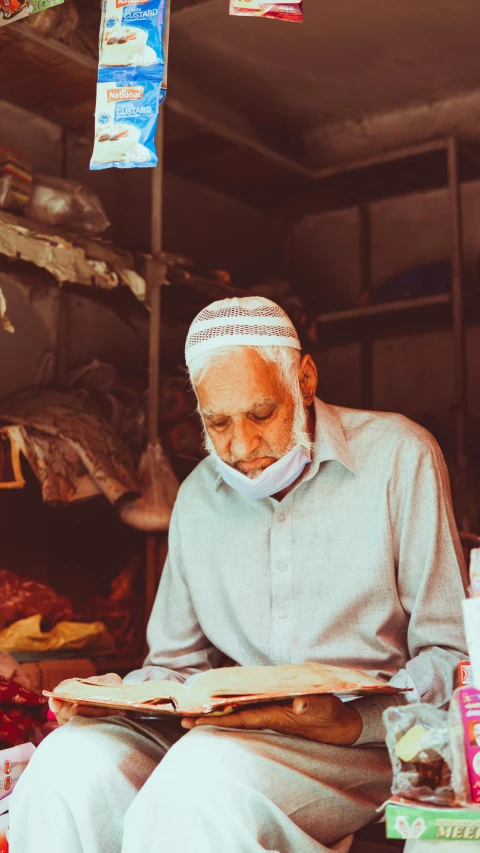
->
xmin=298 ymin=354 xmax=318 ymax=406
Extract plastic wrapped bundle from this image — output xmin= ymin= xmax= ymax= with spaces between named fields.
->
xmin=383 ymin=704 xmax=456 ymax=806
xmin=25 ymin=175 xmax=110 ymax=236
xmin=119 ymin=441 xmax=179 ymax=531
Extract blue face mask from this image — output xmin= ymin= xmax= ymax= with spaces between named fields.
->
xmin=214 ymin=444 xmax=311 ymax=500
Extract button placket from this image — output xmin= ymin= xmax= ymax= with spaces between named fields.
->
xmin=269 ymin=507 xmax=293 ymax=662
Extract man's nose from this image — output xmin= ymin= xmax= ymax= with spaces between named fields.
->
xmin=230 ymin=420 xmax=260 ymax=460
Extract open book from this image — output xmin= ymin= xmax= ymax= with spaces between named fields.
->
xmin=44 ymin=662 xmax=407 ymax=717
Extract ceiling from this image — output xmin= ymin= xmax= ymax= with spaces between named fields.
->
xmin=169 ymin=0 xmax=480 ymax=166
xmin=4 ymin=0 xmax=480 ymax=212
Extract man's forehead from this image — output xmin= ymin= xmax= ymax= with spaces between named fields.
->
xmin=202 ymin=396 xmax=279 ymax=419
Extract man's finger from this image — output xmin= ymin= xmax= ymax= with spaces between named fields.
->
xmin=292 ymin=694 xmax=338 ymax=717
xmin=189 ymin=705 xmax=285 ymax=731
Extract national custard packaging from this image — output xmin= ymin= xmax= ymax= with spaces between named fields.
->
xmin=229 ymin=0 xmax=303 ymax=22
xmin=91 ymin=70 xmax=164 ymax=170
xmin=0 ymin=0 xmax=64 ymax=28
xmin=91 ymin=0 xmax=167 ymax=170
xmin=99 ymin=0 xmax=165 ymax=70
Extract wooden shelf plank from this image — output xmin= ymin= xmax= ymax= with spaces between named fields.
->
xmin=314 ymin=293 xmax=455 ymax=347
xmin=316 ymin=294 xmax=451 ymax=325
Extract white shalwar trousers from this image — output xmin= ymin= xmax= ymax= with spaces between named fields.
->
xmin=9 ymin=715 xmax=392 ymax=853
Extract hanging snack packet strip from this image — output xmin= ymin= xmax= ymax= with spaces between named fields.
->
xmin=99 ymin=0 xmax=165 ymax=70
xmin=229 ymin=0 xmax=303 ymax=22
xmin=0 ymin=0 xmax=64 ymax=29
xmin=91 ymin=0 xmax=167 ymax=171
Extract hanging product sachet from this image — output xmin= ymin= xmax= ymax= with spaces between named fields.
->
xmin=99 ymin=0 xmax=166 ymax=70
xmin=91 ymin=70 xmax=165 ymax=170
xmin=91 ymin=0 xmax=166 ymax=170
xmin=0 ymin=0 xmax=64 ymax=28
xmin=229 ymin=0 xmax=303 ymax=22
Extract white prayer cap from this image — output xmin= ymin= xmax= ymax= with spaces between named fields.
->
xmin=185 ymin=296 xmax=301 ymax=369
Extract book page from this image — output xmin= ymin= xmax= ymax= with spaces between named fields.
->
xmin=47 ymin=662 xmax=405 ymax=716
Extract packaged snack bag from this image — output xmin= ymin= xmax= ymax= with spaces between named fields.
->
xmin=450 ymin=687 xmax=480 ymax=805
xmin=383 ymin=704 xmax=455 ymax=806
xmin=229 ymin=0 xmax=303 ymax=22
xmin=91 ymin=70 xmax=164 ymax=170
xmin=99 ymin=0 xmax=165 ymax=70
xmin=0 ymin=0 xmax=64 ymax=28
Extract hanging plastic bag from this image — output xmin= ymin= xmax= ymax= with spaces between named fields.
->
xmin=119 ymin=441 xmax=179 ymax=531
xmin=229 ymin=0 xmax=303 ymax=22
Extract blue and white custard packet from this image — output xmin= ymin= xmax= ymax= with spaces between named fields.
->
xmin=99 ymin=0 xmax=165 ymax=70
xmin=90 ymin=70 xmax=165 ymax=170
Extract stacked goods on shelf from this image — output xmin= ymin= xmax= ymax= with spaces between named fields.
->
xmin=0 ymin=149 xmax=32 ymax=212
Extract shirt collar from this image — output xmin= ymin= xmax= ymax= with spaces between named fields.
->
xmin=306 ymin=397 xmax=357 ymax=480
xmin=213 ymin=396 xmax=357 ymax=491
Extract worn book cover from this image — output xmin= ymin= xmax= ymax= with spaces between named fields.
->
xmin=44 ymin=662 xmax=407 ymax=717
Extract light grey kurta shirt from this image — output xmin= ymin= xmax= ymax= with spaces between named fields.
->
xmin=126 ymin=398 xmax=468 ymax=744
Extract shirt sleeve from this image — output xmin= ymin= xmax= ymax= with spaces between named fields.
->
xmin=124 ymin=499 xmax=224 ymax=685
xmin=352 ymin=431 xmax=468 ymax=746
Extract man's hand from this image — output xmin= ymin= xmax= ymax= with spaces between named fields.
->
xmin=49 ymin=673 xmax=124 ymax=727
xmin=181 ymin=694 xmax=363 ymax=746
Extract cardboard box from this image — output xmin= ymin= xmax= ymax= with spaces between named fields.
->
xmin=386 ymin=798 xmax=480 ymax=842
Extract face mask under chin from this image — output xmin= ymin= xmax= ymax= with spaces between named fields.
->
xmin=214 ymin=444 xmax=311 ymax=500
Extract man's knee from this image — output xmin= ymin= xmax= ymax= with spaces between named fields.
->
xmin=126 ymin=724 xmax=263 ymax=820
xmin=13 ymin=716 xmax=132 ymax=803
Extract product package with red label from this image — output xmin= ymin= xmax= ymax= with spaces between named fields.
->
xmin=229 ymin=0 xmax=303 ymax=22
xmin=449 ymin=687 xmax=480 ymax=805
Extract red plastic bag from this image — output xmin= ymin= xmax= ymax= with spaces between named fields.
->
xmin=0 ymin=570 xmax=74 ymax=631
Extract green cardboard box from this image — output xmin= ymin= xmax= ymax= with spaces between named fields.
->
xmin=386 ymin=798 xmax=480 ymax=842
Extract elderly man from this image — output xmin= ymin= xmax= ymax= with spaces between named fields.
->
xmin=10 ymin=297 xmax=467 ymax=853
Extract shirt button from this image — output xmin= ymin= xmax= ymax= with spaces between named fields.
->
xmin=279 ymin=612 xmax=287 ymax=619
xmin=277 ymin=512 xmax=287 ymax=523
xmin=278 ymin=562 xmax=287 ymax=572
